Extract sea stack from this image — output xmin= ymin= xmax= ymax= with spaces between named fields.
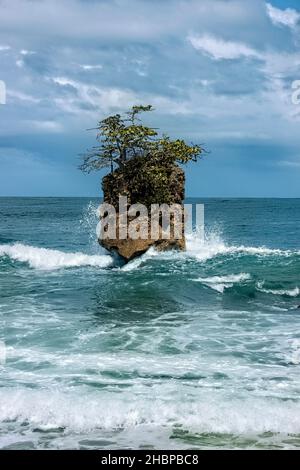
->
xmin=100 ymin=158 xmax=186 ymax=262
xmin=80 ymin=104 xmax=203 ymax=262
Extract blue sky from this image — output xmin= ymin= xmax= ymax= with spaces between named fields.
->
xmin=0 ymin=0 xmax=300 ymax=197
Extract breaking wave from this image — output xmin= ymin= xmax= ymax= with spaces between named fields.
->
xmin=194 ymin=273 xmax=251 ymax=293
xmin=1 ymin=231 xmax=299 ymax=275
xmin=0 ymin=243 xmax=113 ymax=270
xmin=257 ymin=282 xmax=300 ymax=298
xmin=185 ymin=232 xmax=299 ymax=261
xmin=1 ymin=388 xmax=300 ymax=437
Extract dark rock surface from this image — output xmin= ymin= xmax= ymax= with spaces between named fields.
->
xmin=99 ymin=158 xmax=186 ymax=262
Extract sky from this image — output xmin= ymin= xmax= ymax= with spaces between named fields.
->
xmin=0 ymin=0 xmax=300 ymax=197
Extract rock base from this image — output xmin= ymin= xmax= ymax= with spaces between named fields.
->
xmin=100 ymin=232 xmax=185 ymax=262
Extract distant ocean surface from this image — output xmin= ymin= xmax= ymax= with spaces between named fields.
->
xmin=0 ymin=197 xmax=300 ymax=450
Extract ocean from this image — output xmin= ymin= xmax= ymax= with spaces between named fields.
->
xmin=0 ymin=197 xmax=300 ymax=450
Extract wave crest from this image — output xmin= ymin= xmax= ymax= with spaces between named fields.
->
xmin=0 ymin=243 xmax=113 ymax=270
xmin=194 ymin=273 xmax=251 ymax=293
xmin=1 ymin=389 xmax=300 ymax=437
xmin=257 ymin=282 xmax=300 ymax=298
xmin=186 ymin=232 xmax=298 ymax=262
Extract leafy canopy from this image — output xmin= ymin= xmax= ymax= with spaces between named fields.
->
xmin=80 ymin=105 xmax=203 ymax=173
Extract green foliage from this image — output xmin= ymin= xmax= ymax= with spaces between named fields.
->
xmin=79 ymin=105 xmax=203 ymax=174
xmin=102 ymin=155 xmax=185 ymax=207
xmin=149 ymin=136 xmax=202 ymax=166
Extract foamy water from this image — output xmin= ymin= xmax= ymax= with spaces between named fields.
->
xmin=1 ymin=198 xmax=300 ymax=449
xmin=0 ymin=231 xmax=298 ymax=272
xmin=0 ymin=243 xmax=113 ymax=270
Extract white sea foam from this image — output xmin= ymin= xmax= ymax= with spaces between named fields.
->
xmin=120 ymin=232 xmax=293 ymax=273
xmin=185 ymin=232 xmax=297 ymax=262
xmin=119 ymin=231 xmax=298 ymax=270
xmin=288 ymin=340 xmax=300 ymax=365
xmin=0 ymin=388 xmax=300 ymax=438
xmin=121 ymin=248 xmax=158 ymax=271
xmin=0 ymin=243 xmax=113 ymax=270
xmin=257 ymin=282 xmax=300 ymax=297
xmin=261 ymin=287 xmax=299 ymax=297
xmin=0 ymin=231 xmax=298 ymax=272
xmin=194 ymin=273 xmax=251 ymax=293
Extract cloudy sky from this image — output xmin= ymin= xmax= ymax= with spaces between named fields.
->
xmin=0 ymin=0 xmax=300 ymax=197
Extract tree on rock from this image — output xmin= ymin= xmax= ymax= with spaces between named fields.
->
xmin=79 ymin=105 xmax=203 ymax=175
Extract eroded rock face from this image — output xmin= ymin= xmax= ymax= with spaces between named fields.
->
xmin=99 ymin=160 xmax=186 ymax=262
xmin=101 ymin=213 xmax=185 ymax=261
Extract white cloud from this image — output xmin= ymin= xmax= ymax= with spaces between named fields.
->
xmin=188 ymin=34 xmax=260 ymax=60
xmin=51 ymin=76 xmax=139 ymax=115
xmin=0 ymin=45 xmax=10 ymax=51
xmin=136 ymin=70 xmax=147 ymax=77
xmin=131 ymin=59 xmax=148 ymax=77
xmin=278 ymin=160 xmax=300 ymax=169
xmin=7 ymin=90 xmax=40 ymax=103
xmin=0 ymin=120 xmax=64 ymax=136
xmin=16 ymin=59 xmax=24 ymax=68
xmin=79 ymin=64 xmax=103 ymax=71
xmin=26 ymin=120 xmax=64 ymax=133
xmin=266 ymin=3 xmax=300 ymax=29
xmin=20 ymin=49 xmax=35 ymax=55
xmin=50 ymin=76 xmax=192 ymax=117
xmin=0 ymin=0 xmax=263 ymax=42
xmin=1 ymin=0 xmax=300 ymax=153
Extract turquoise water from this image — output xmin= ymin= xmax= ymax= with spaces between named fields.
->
xmin=0 ymin=197 xmax=300 ymax=450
